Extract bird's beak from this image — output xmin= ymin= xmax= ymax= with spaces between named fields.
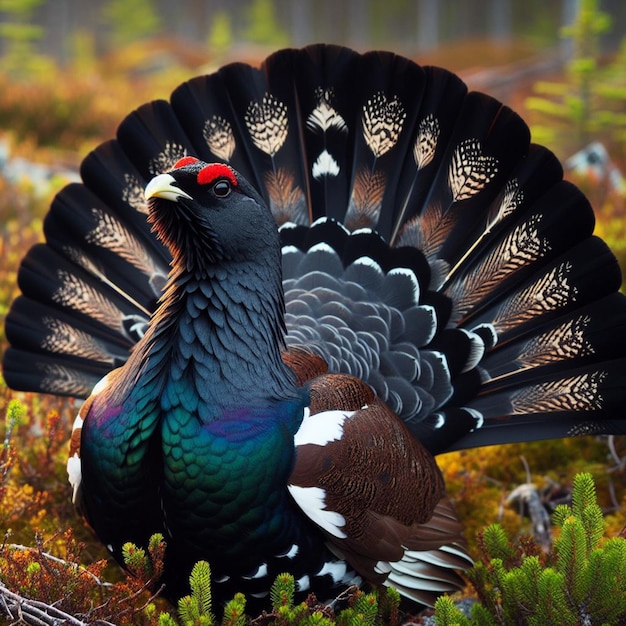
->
xmin=144 ymin=173 xmax=193 ymax=202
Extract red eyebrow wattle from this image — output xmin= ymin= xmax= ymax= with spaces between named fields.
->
xmin=173 ymin=156 xmax=200 ymax=169
xmin=197 ymin=163 xmax=237 ymax=187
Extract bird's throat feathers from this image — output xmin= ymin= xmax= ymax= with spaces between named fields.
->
xmin=120 ymin=257 xmax=300 ymax=418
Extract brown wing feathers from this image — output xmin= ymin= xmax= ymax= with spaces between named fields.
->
xmin=288 ymin=359 xmax=469 ymax=597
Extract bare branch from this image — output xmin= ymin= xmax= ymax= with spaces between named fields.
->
xmin=0 ymin=580 xmax=89 ymax=626
xmin=5 ymin=544 xmax=112 ymax=587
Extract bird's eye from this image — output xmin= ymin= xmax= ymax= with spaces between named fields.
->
xmin=213 ymin=180 xmax=232 ymax=198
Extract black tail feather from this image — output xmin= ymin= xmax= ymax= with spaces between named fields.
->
xmin=4 ymin=44 xmax=626 ymax=453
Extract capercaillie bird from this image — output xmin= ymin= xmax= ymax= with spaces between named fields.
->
xmin=4 ymin=44 xmax=626 ymax=610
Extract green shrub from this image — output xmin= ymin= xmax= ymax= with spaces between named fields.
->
xmin=434 ymin=472 xmax=626 ymax=626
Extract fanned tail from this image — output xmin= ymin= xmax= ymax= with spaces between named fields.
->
xmin=4 ymin=44 xmax=626 ymax=457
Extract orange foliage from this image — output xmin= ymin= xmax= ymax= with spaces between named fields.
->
xmin=439 ymin=436 xmax=626 ymax=556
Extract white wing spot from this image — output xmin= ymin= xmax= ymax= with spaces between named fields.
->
xmin=317 ymin=560 xmax=349 ymax=584
xmin=296 ymin=575 xmax=311 ymax=591
xmin=242 ymin=563 xmax=268 ymax=580
xmin=66 ymin=454 xmax=82 ymax=504
xmin=294 ymin=407 xmax=352 ymax=447
xmin=287 ymin=485 xmax=347 ymax=539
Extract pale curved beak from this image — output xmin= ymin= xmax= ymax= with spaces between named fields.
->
xmin=144 ymin=173 xmax=193 ymax=202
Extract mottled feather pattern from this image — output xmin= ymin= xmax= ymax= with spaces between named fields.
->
xmin=148 ymin=142 xmax=188 ymax=176
xmin=62 ymin=246 xmax=103 ymax=276
xmin=362 ymin=91 xmax=406 ymax=159
xmin=203 ymin=115 xmax=236 ymax=162
xmin=307 ymin=88 xmax=347 ymax=134
xmin=442 ymin=177 xmax=527 ymax=288
xmin=41 ymin=317 xmax=117 ymax=364
xmin=517 ymin=315 xmax=595 ymax=368
xmin=403 ymin=201 xmax=456 ymax=261
xmin=40 ymin=362 xmax=101 ymax=397
xmin=449 ymin=139 xmax=499 ymax=202
xmin=489 ymin=177 xmax=524 ymax=227
xmin=392 ymin=213 xmax=454 ymax=291
xmin=392 ymin=215 xmax=426 ymax=250
xmin=493 ymin=261 xmax=576 ymax=333
xmin=393 ymin=133 xmax=500 ymax=278
xmin=52 ymin=270 xmax=129 ymax=332
xmin=567 ymin=420 xmax=612 ymax=437
xmin=446 ymin=214 xmax=551 ymax=322
xmin=413 ymin=114 xmax=440 ymax=169
xmin=306 ymin=88 xmax=346 ymax=182
xmin=265 ymin=169 xmax=307 ymax=226
xmin=61 ymin=246 xmax=159 ymax=316
xmin=511 ymin=371 xmax=606 ymax=414
xmin=122 ymin=173 xmax=149 ymax=214
xmin=86 ymin=208 xmax=161 ymax=277
xmin=345 ymin=169 xmax=387 ymax=230
xmin=245 ymin=93 xmax=289 ymax=157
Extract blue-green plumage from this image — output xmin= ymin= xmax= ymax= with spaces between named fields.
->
xmin=79 ymin=162 xmax=322 ymax=602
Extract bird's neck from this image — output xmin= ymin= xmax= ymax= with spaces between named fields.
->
xmin=127 ymin=259 xmax=300 ymax=415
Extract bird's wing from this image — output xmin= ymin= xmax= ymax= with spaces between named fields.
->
xmin=287 ymin=371 xmax=471 ymax=603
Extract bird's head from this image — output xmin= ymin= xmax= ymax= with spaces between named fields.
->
xmin=144 ymin=157 xmax=279 ymax=273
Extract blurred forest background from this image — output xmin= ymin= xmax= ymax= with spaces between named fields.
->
xmin=1 ymin=0 xmax=626 ymax=623
xmin=6 ymin=0 xmax=626 ymax=60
